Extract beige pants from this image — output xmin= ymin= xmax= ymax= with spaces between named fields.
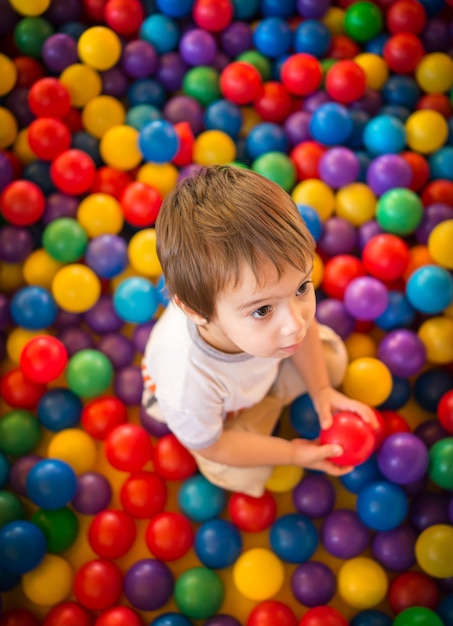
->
xmin=191 ymin=324 xmax=348 ymax=497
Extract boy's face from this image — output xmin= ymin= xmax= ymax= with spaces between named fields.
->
xmin=198 ymin=258 xmax=316 ymax=358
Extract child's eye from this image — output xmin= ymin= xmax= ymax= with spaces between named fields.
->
xmin=251 ymin=305 xmax=272 ymax=319
xmin=297 ymin=280 xmax=313 ymax=296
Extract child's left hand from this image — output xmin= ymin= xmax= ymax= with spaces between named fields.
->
xmin=311 ymin=386 xmax=379 ymax=431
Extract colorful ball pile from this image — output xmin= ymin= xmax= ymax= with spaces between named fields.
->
xmin=1 ymin=0 xmax=453 ymax=624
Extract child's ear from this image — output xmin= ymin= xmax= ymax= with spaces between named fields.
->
xmin=173 ymin=296 xmax=208 ymax=325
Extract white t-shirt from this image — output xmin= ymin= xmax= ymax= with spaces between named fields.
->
xmin=141 ymin=302 xmax=282 ymax=450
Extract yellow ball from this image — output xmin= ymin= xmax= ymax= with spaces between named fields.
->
xmin=292 ymin=179 xmax=335 ymax=221
xmin=52 ymin=264 xmax=101 ymax=313
xmin=6 ymin=328 xmax=45 ymax=364
xmin=416 ymin=525 xmax=453 ymax=579
xmin=77 ymin=26 xmax=122 ymax=71
xmin=100 ymin=125 xmax=142 ymax=170
xmin=23 ymin=249 xmax=63 ymax=289
xmin=265 ymin=465 xmax=303 ymax=493
xmin=415 ymin=53 xmax=453 ymax=94
xmin=344 ymin=332 xmax=377 ymax=361
xmin=239 ymin=106 xmax=261 ymax=137
xmin=428 ymin=219 xmax=453 ymax=269
xmin=322 ymin=7 xmax=345 ymax=35
xmin=342 ymin=357 xmax=392 ymax=406
xmin=0 ymin=261 xmax=24 ymax=292
xmin=9 ymin=0 xmax=51 ymax=15
xmin=312 ymin=252 xmax=324 ymax=289
xmin=128 ymin=229 xmax=162 ymax=277
xmin=82 ymin=95 xmax=126 ymax=139
xmin=60 ymin=64 xmax=102 ymax=108
xmin=233 ymin=548 xmax=285 ymax=601
xmin=418 ymin=316 xmax=453 ymax=365
xmin=338 ymin=557 xmax=388 ymax=609
xmin=136 ymin=162 xmax=179 ymax=197
xmin=47 ymin=429 xmax=97 ymax=475
xmin=193 ymin=130 xmax=236 ymax=165
xmin=0 ymin=54 xmax=17 ymax=97
xmin=405 ymin=109 xmax=448 ymax=154
xmin=13 ymin=127 xmax=36 ymax=164
xmin=0 ymin=107 xmax=18 ymax=149
xmin=354 ymin=53 xmax=389 ymax=90
xmin=335 ymin=183 xmax=377 ymax=226
xmin=22 ymin=555 xmax=73 ymax=606
xmin=77 ymin=193 xmax=124 ymax=237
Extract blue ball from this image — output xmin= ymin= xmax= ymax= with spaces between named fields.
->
xmin=246 ymin=122 xmax=288 ymax=159
xmin=253 ymin=17 xmax=293 ymax=58
xmin=375 ymin=291 xmax=416 ymax=331
xmin=297 ymin=204 xmax=322 ymax=241
xmin=309 ymin=103 xmax=353 ymax=146
xmin=350 ymin=609 xmax=393 ymax=626
xmin=294 ymin=19 xmax=331 ymax=58
xmin=85 ymin=235 xmax=129 ymax=280
xmin=382 ymin=75 xmax=421 ymax=108
xmin=365 ymin=33 xmax=390 ymax=56
xmin=178 ymin=474 xmax=227 ymax=522
xmin=447 ymin=117 xmax=453 ymax=146
xmin=139 ymin=120 xmax=180 ymax=163
xmin=363 ymin=115 xmax=406 ymax=155
xmin=0 ymin=566 xmax=21 ymax=592
xmin=355 ymin=150 xmax=373 ymax=183
xmin=261 ymin=0 xmax=296 ymax=18
xmin=194 ymin=519 xmax=242 ymax=569
xmin=0 ymin=521 xmax=46 ymax=574
xmin=290 ymin=393 xmax=320 ymax=440
xmin=113 ymin=277 xmax=158 ymax=324
xmin=156 ymin=274 xmax=170 ymax=307
xmin=125 ymin=104 xmax=163 ymax=131
xmin=357 ymin=481 xmax=408 ymax=531
xmin=204 ymin=100 xmax=242 ymax=138
xmin=71 ymin=131 xmax=102 ymax=166
xmin=37 ymin=388 xmax=83 ymax=432
xmin=417 ymin=0 xmax=444 ymax=16
xmin=23 ymin=160 xmax=55 ymax=195
xmin=231 ymin=0 xmax=259 ymax=19
xmin=270 ymin=513 xmax=318 ymax=563
xmin=26 ymin=459 xmax=77 ymax=510
xmin=406 ymin=264 xmax=453 ymax=314
xmin=379 ymin=105 xmax=411 ymax=122
xmin=10 ymin=286 xmax=58 ymax=330
xmin=378 ymin=375 xmax=412 ymax=411
xmin=340 ymin=455 xmax=383 ymax=495
xmin=436 ymin=593 xmax=453 ymax=626
xmin=347 ymin=111 xmax=370 ymax=150
xmin=155 ymin=0 xmax=194 ymax=18
xmin=127 ymin=79 xmax=167 ymax=109
xmin=429 ymin=146 xmax=453 ymax=181
xmin=150 ymin=613 xmax=193 ymax=626
xmin=139 ymin=14 xmax=180 ymax=54
xmin=0 ymin=452 xmax=9 ymax=489
xmin=414 ymin=368 xmax=453 ymax=413
xmin=59 ymin=21 xmax=86 ymax=39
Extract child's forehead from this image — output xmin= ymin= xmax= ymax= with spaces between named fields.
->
xmin=226 ymin=256 xmax=312 ymax=296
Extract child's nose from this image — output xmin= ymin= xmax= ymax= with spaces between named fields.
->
xmin=281 ymin=302 xmax=305 ymax=335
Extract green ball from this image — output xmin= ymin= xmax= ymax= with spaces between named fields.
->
xmin=376 ymin=188 xmax=424 ymax=235
xmin=344 ymin=1 xmax=383 ymax=42
xmin=393 ymin=607 xmax=444 ymax=626
xmin=14 ymin=17 xmax=55 ymax=58
xmin=182 ymin=66 xmax=221 ymax=107
xmin=66 ymin=349 xmax=113 ymax=398
xmin=237 ymin=51 xmax=272 ymax=82
xmin=0 ymin=410 xmax=42 ymax=457
xmin=174 ymin=567 xmax=224 ymax=620
xmin=429 ymin=438 xmax=453 ymax=490
xmin=252 ymin=151 xmax=296 ymax=192
xmin=31 ymin=507 xmax=79 ymax=553
xmin=0 ymin=491 xmax=26 ymax=529
xmin=43 ymin=218 xmax=88 ymax=263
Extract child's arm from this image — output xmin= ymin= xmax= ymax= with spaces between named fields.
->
xmin=291 ymin=319 xmax=378 ymax=429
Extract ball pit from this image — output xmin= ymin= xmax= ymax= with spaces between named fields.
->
xmin=1 ymin=0 xmax=453 ymax=623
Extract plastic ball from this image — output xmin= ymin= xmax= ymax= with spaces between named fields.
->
xmin=415 ymin=52 xmax=453 ymax=94
xmin=0 ymin=520 xmax=46 ymax=574
xmin=88 ymin=509 xmax=136 ymax=560
xmin=309 ymin=102 xmax=353 ymax=146
xmin=292 ymin=179 xmax=334 ymax=221
xmin=50 ymin=149 xmax=96 ymax=196
xmin=291 ymin=561 xmax=335 ymax=608
xmin=153 ymin=433 xmax=197 ymax=480
xmin=121 ymin=181 xmax=162 ymax=227
xmin=438 ymin=390 xmax=453 ymax=434
xmin=233 ymin=548 xmax=284 ymax=601
xmin=28 ymin=117 xmax=71 ymax=161
xmin=77 ymin=193 xmax=124 ymax=237
xmin=357 ymin=480 xmax=408 ymax=531
xmin=393 ymin=607 xmax=443 ymax=626
xmin=47 ymin=428 xmax=97 ymax=475
xmin=363 ymin=114 xmax=406 ymax=155
xmin=105 ymin=423 xmax=153 ymax=473
xmin=344 ymin=2 xmax=383 ymax=42
xmin=52 ymin=264 xmax=101 ymax=314
xmin=194 ymin=519 xmax=242 ymax=569
xmin=429 ymin=438 xmax=453 ymax=490
xmin=145 ymin=511 xmax=193 ymax=561
xmin=377 ymin=432 xmax=429 ymax=485
xmin=74 ymin=559 xmax=123 ymax=611
xmin=338 ymin=557 xmax=388 ymax=609
xmin=326 ymin=60 xmax=366 ymax=103
xmin=344 ymin=276 xmax=389 ymax=321
xmin=320 ymin=411 xmax=376 ymax=466
xmin=126 ymin=560 xmax=173 ymax=612
xmin=31 ymin=506 xmax=78 ymax=554
xmin=335 ymin=183 xmax=377 ymax=226
xmin=246 ymin=601 xmax=297 ymax=626
xmin=138 ymin=120 xmax=180 ymax=164
xmin=59 ymin=63 xmax=102 ymax=108
xmin=77 ymin=26 xmax=121 ymax=71
xmin=174 ymin=567 xmax=224 ymax=619
xmin=95 ymin=606 xmax=144 ymax=626
xmin=178 ymin=474 xmax=227 ymax=522
xmin=228 ymin=491 xmax=276 ymax=532
xmin=100 ymin=124 xmax=142 ymax=170
xmin=280 ymin=53 xmax=322 ymax=96
xmin=42 ymin=602 xmax=93 ymax=626
xmin=265 ymin=464 xmax=304 ymax=493
xmin=300 ymin=606 xmax=348 ymax=626
xmin=113 ymin=277 xmax=158 ymax=324
xmin=26 ymin=459 xmax=77 ymax=510
xmin=219 ymin=61 xmax=262 ymax=105
xmin=85 ymin=235 xmax=128 ymax=279
xmin=405 ymin=109 xmax=448 ymax=154
xmin=415 ymin=524 xmax=453 ymax=579
xmin=120 ymin=470 xmax=166 ymax=519
xmin=366 ymin=154 xmax=412 ymax=197
xmin=0 ymin=180 xmax=45 ymax=226
xmin=376 ymin=187 xmax=423 ymax=235
xmin=428 ymin=219 xmax=453 ymax=269
xmin=72 ymin=472 xmax=112 ymax=516
xmin=383 ymin=32 xmax=425 ymax=74
xmin=43 ymin=218 xmax=88 ymax=263
xmin=319 ymin=147 xmax=360 ymax=189
xmin=20 ymin=336 xmax=67 ymax=384
xmin=362 ymin=233 xmax=410 ymax=281
xmin=22 ymin=554 xmax=73 ymax=606
xmin=66 ymin=349 xmax=113 ymax=398
xmin=270 ymin=513 xmax=318 ymax=563
xmin=193 ymin=129 xmax=236 ymax=165
xmin=407 ymin=265 xmax=453 ymax=314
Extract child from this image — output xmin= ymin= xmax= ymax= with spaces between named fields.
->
xmin=142 ymin=165 xmax=377 ymax=497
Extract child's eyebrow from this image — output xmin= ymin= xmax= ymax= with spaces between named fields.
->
xmin=239 ymin=265 xmax=314 ymax=311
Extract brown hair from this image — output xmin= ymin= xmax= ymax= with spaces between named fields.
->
xmin=156 ymin=165 xmax=315 ymax=320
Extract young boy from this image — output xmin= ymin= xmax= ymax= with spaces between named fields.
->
xmin=142 ymin=166 xmax=376 ymax=497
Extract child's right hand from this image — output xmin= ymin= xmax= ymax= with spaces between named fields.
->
xmin=291 ymin=438 xmax=354 ymax=476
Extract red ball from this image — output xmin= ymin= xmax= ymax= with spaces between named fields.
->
xmin=83 ymin=0 xmax=108 ymax=21
xmin=172 ymin=121 xmax=195 ymax=166
xmin=153 ymin=434 xmax=198 ymax=480
xmin=14 ymin=57 xmax=46 ymax=88
xmin=105 ymin=424 xmax=153 ymax=472
xmin=383 ymin=33 xmax=425 ymax=74
xmin=325 ymin=60 xmax=366 ymax=104
xmin=74 ymin=560 xmax=123 ymax=612
xmin=438 ymin=390 xmax=453 ymax=434
xmin=362 ymin=233 xmax=410 ymax=282
xmin=281 ymin=53 xmax=322 ymax=96
xmin=228 ymin=490 xmax=276 ymax=532
xmin=145 ymin=511 xmax=193 ymax=561
xmin=88 ymin=510 xmax=137 ymax=559
xmin=94 ymin=607 xmax=143 ymax=626
xmin=120 ymin=181 xmax=162 ymax=227
xmin=421 ymin=180 xmax=453 ymax=208
xmin=81 ymin=396 xmax=128 ymax=440
xmin=416 ymin=93 xmax=453 ymax=118
xmin=0 ymin=180 xmax=45 ymax=226
xmin=91 ymin=167 xmax=132 ymax=199
xmin=28 ymin=77 xmax=71 ymax=119
xmin=328 ymin=35 xmax=361 ymax=60
xmin=389 ymin=571 xmax=440 ymax=614
xmin=104 ymin=0 xmax=145 ymax=35
xmin=400 ymin=151 xmax=430 ymax=192
xmin=371 ymin=409 xmax=387 ymax=451
xmin=0 ymin=609 xmax=41 ymax=626
xmin=219 ymin=61 xmax=263 ymax=105
xmin=192 ymin=0 xmax=233 ymax=31
xmin=322 ymin=255 xmax=366 ymax=300
xmin=28 ymin=118 xmax=72 ymax=161
xmin=63 ymin=108 xmax=84 ymax=133
xmin=247 ymin=601 xmax=297 ymax=626
xmin=320 ymin=411 xmax=376 ymax=466
xmin=42 ymin=602 xmax=93 ymax=626
xmin=381 ymin=410 xmax=411 ymax=437
xmin=120 ymin=471 xmax=167 ymax=519
xmin=299 ymin=606 xmax=348 ymax=626
xmin=290 ymin=141 xmax=326 ymax=181
xmin=20 ymin=336 xmax=68 ymax=384
xmin=0 ymin=368 xmax=46 ymax=409
xmin=386 ymin=0 xmax=427 ymax=35
xmin=254 ymin=81 xmax=293 ymax=123
xmin=50 ymin=149 xmax=96 ymax=196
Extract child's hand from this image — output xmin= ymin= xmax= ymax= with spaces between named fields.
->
xmin=291 ymin=438 xmax=353 ymax=476
xmin=311 ymin=386 xmax=379 ymax=431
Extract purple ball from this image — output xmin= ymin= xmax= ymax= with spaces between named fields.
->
xmin=163 ymin=95 xmax=204 ymax=135
xmin=350 ymin=88 xmax=383 ymax=116
xmin=121 ymin=40 xmax=159 ymax=79
xmin=409 ymin=491 xmax=451 ymax=531
xmin=344 ymin=276 xmax=389 ymax=320
xmin=114 ymin=365 xmax=143 ymax=405
xmin=42 ymin=193 xmax=79 ymax=225
xmin=220 ymin=21 xmax=253 ymax=56
xmin=367 ymin=154 xmax=413 ymax=196
xmin=133 ymin=321 xmax=155 ymax=354
xmin=415 ymin=203 xmax=453 ymax=245
xmin=139 ymin=406 xmax=171 ymax=438
xmin=178 ymin=163 xmax=203 ymax=181
xmin=291 ymin=561 xmax=336 ymax=606
xmin=415 ymin=419 xmax=450 ymax=448
xmin=292 ymin=474 xmax=336 ymax=518
xmin=85 ymin=234 xmax=128 ymax=279
xmin=316 ymin=298 xmax=355 ymax=340
xmin=283 ymin=111 xmax=312 ymax=147
xmin=377 ymin=432 xmax=429 ymax=485
xmin=317 ymin=217 xmax=358 ymax=256
xmin=322 ymin=509 xmax=370 ymax=558
xmin=57 ymin=327 xmax=94 ymax=356
xmin=319 ymin=147 xmax=360 ymax=189
xmin=155 ymin=52 xmax=189 ymax=92
xmin=421 ymin=18 xmax=450 ymax=52
xmin=71 ymin=472 xmax=112 ymax=514
xmin=0 ymin=226 xmax=34 ymax=263
xmin=297 ymin=0 xmax=331 ymax=19
xmin=41 ymin=33 xmax=78 ymax=73
xmin=403 ymin=474 xmax=429 ymax=497
xmin=0 ymin=332 xmax=6 ymax=361
xmin=84 ymin=295 xmax=124 ymax=334
xmin=377 ymin=329 xmax=426 ymax=378
xmin=179 ymin=28 xmax=218 ymax=66
xmin=101 ymin=67 xmax=129 ymax=99
xmin=0 ymin=293 xmax=10 ymax=331
xmin=53 ymin=309 xmax=83 ymax=329
xmin=97 ymin=333 xmax=135 ymax=371
xmin=0 ymin=151 xmax=13 ymax=191
xmin=8 ymin=455 xmax=42 ymax=497
xmin=5 ymin=88 xmax=34 ymax=128
xmin=43 ymin=0 xmax=82 ymax=24
xmin=303 ymin=91 xmax=332 ymax=113
xmin=124 ymin=559 xmax=174 ymax=611
xmin=357 ymin=219 xmax=384 ymax=250
xmin=371 ymin=525 xmax=417 ymax=571
xmin=204 ymin=617 xmax=241 ymax=626
xmin=211 ymin=52 xmax=231 ymax=73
